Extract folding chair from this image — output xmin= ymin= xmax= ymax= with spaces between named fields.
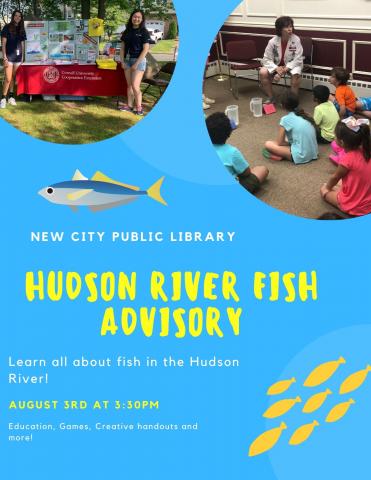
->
xmin=226 ymin=40 xmax=260 ymax=99
xmin=141 ymin=60 xmax=175 ymax=106
xmin=301 ymin=36 xmax=314 ymax=90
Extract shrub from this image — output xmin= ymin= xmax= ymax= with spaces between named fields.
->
xmin=167 ymin=20 xmax=177 ymax=39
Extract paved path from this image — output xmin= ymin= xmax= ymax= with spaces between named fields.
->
xmin=151 ymin=52 xmax=177 ymax=62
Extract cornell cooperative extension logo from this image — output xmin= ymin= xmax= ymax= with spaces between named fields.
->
xmin=43 ymin=66 xmax=60 ymax=84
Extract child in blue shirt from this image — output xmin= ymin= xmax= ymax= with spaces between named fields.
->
xmin=264 ymin=91 xmax=318 ymax=163
xmin=206 ymin=112 xmax=269 ymax=194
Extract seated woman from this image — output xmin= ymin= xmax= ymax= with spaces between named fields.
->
xmin=260 ymin=16 xmax=303 ymax=104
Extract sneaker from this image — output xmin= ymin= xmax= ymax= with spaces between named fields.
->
xmin=262 ymin=148 xmax=282 ymax=161
xmin=134 ymin=108 xmax=144 ymax=116
xmin=203 ymin=95 xmax=215 ymax=104
xmin=8 ymin=97 xmax=17 ymax=106
xmin=0 ymin=98 xmax=6 ymax=109
xmin=203 ymin=102 xmax=210 ymax=110
xmin=118 ymin=104 xmax=133 ymax=112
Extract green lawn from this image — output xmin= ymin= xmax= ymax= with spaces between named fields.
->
xmin=150 ymin=40 xmax=177 ymax=54
xmin=0 ymin=96 xmax=144 ymax=144
xmin=0 ymin=76 xmax=159 ymax=144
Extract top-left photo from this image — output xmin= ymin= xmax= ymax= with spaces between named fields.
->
xmin=0 ymin=1 xmax=178 ymax=144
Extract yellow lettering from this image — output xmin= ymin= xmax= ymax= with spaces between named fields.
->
xmin=100 ymin=307 xmax=119 ymax=335
xmin=66 ymin=272 xmax=82 ymax=300
xmin=25 ymin=271 xmax=45 ymax=301
xmin=151 ymin=271 xmax=168 ymax=301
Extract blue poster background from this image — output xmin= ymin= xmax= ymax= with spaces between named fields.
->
xmin=2 ymin=1 xmax=371 ymax=479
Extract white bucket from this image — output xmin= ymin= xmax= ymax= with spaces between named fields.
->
xmin=225 ymin=105 xmax=239 ymax=127
xmin=249 ymin=97 xmax=263 ymax=118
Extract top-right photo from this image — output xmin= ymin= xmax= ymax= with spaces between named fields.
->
xmin=203 ymin=0 xmax=371 ymax=219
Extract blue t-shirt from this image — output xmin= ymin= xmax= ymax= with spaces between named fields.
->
xmin=280 ymin=111 xmax=318 ymax=164
xmin=214 ymin=144 xmax=249 ymax=177
xmin=121 ymin=27 xmax=150 ymax=58
xmin=1 ymin=24 xmax=26 ymax=62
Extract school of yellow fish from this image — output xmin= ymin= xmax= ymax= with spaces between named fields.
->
xmin=248 ymin=357 xmax=370 ymax=457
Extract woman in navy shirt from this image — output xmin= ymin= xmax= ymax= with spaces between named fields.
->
xmin=119 ymin=10 xmax=150 ymax=116
xmin=1 ymin=10 xmax=26 ymax=109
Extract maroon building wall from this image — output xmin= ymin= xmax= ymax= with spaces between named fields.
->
xmin=211 ymin=25 xmax=371 ymax=83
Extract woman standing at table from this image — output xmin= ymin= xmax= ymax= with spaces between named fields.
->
xmin=1 ymin=10 xmax=26 ymax=109
xmin=119 ymin=9 xmax=150 ymax=116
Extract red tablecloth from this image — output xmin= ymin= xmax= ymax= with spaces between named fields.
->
xmin=17 ymin=64 xmax=127 ymax=96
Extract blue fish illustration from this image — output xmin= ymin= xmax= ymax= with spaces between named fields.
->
xmin=39 ymin=170 xmax=167 ymax=212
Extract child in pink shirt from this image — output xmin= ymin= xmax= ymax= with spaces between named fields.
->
xmin=320 ymin=118 xmax=371 ymax=216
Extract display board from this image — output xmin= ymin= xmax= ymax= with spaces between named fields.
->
xmin=48 ymin=20 xmax=75 ymax=60
xmin=24 ymin=19 xmax=99 ymax=63
xmin=75 ymin=20 xmax=99 ymax=63
xmin=24 ymin=21 xmax=49 ymax=62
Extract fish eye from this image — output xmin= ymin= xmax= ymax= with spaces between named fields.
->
xmin=47 ymin=187 xmax=54 ymax=194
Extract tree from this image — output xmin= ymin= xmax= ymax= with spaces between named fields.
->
xmin=97 ymin=0 xmax=104 ymax=18
xmin=104 ymin=3 xmax=126 ymax=39
xmin=81 ymin=0 xmax=90 ymax=18
xmin=123 ymin=0 xmax=173 ymax=20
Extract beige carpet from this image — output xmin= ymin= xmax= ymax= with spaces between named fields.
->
xmin=204 ymin=77 xmax=346 ymax=219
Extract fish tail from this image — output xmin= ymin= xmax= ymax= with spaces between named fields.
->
xmin=338 ymin=356 xmax=346 ymax=364
xmin=313 ymin=420 xmax=320 ymax=426
xmin=147 ymin=177 xmax=167 ymax=206
xmin=366 ymin=365 xmax=371 ymax=371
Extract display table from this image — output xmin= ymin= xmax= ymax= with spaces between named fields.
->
xmin=17 ymin=63 xmax=127 ymax=96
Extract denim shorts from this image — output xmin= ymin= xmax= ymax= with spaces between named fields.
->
xmin=124 ymin=57 xmax=147 ymax=72
xmin=357 ymin=96 xmax=371 ymax=111
xmin=333 ymin=100 xmax=354 ymax=118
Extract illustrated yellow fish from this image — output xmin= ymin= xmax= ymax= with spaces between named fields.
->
xmin=39 ymin=170 xmax=167 ymax=211
xmin=267 ymin=377 xmax=296 ymax=396
xmin=289 ymin=420 xmax=319 ymax=446
xmin=303 ymin=356 xmax=346 ymax=387
xmin=302 ymin=389 xmax=332 ymax=413
xmin=263 ymin=396 xmax=301 ymax=419
xmin=326 ymin=398 xmax=355 ymax=423
xmin=339 ymin=365 xmax=371 ymax=394
xmin=248 ymin=422 xmax=287 ymax=457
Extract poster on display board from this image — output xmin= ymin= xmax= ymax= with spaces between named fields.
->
xmin=2 ymin=1 xmax=371 ymax=480
xmin=75 ymin=20 xmax=99 ymax=63
xmin=48 ymin=20 xmax=76 ymax=60
xmin=24 ymin=19 xmax=99 ymax=63
xmin=24 ymin=21 xmax=49 ymax=62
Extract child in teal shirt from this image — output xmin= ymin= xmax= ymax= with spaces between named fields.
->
xmin=264 ymin=92 xmax=318 ymax=164
xmin=206 ymin=112 xmax=269 ymax=193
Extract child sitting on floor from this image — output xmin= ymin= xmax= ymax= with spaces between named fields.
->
xmin=329 ymin=67 xmax=371 ymax=119
xmin=206 ymin=112 xmax=269 ymax=194
xmin=320 ymin=117 xmax=371 ymax=217
xmin=329 ymin=67 xmax=356 ymax=118
xmin=313 ymin=85 xmax=339 ymax=144
xmin=263 ymin=91 xmax=318 ymax=163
